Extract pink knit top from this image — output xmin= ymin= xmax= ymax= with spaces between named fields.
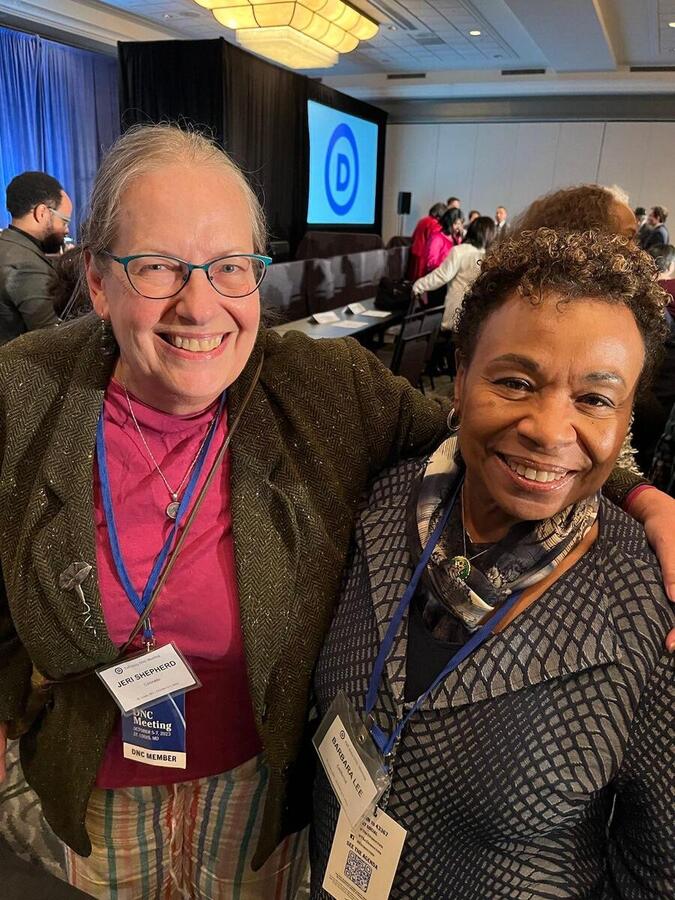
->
xmin=95 ymin=379 xmax=261 ymax=788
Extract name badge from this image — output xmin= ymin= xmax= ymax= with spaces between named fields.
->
xmin=97 ymin=643 xmax=199 ymax=715
xmin=323 ymin=807 xmax=407 ymax=900
xmin=314 ymin=691 xmax=389 ymax=827
xmin=122 ymin=694 xmax=187 ymax=769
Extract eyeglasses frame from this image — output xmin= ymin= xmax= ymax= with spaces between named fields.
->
xmin=102 ymin=251 xmax=273 ymax=300
xmin=46 ymin=206 xmax=72 ymax=226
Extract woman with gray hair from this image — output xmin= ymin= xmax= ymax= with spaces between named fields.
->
xmin=0 ymin=126 xmax=673 ymax=899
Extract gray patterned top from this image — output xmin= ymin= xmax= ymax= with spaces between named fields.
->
xmin=310 ymin=458 xmax=674 ymax=899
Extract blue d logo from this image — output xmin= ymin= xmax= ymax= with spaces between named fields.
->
xmin=324 ymin=123 xmax=359 ymax=216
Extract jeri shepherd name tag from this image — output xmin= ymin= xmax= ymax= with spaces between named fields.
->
xmin=97 ymin=643 xmax=198 ymax=715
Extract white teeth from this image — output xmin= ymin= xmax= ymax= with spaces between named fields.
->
xmin=506 ymin=459 xmax=567 ymax=483
xmin=168 ymin=335 xmax=223 ymax=352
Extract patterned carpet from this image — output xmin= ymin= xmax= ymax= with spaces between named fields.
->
xmin=0 ymin=739 xmax=67 ymax=879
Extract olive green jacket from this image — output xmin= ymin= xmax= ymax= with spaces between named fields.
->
xmin=0 ymin=314 xmax=448 ymax=866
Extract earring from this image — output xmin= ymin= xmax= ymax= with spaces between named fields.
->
xmin=447 ymin=407 xmax=460 ymax=434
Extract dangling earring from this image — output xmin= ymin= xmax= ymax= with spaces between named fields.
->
xmin=447 ymin=407 xmax=460 ymax=434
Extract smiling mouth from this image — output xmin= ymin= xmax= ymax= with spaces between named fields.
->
xmin=498 ymin=453 xmax=572 ymax=484
xmin=159 ymin=334 xmax=225 ymax=352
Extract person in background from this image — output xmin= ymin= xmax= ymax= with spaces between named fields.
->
xmin=652 ymin=243 xmax=675 ymax=312
xmin=641 ymin=205 xmax=670 ymax=251
xmin=512 ymin=183 xmax=637 ymax=239
xmin=494 ymin=205 xmax=508 ymax=235
xmin=424 ymin=208 xmax=464 ymax=305
xmin=635 ymin=205 xmax=649 ymax=244
xmin=446 ymin=196 xmax=461 ymax=209
xmin=413 ymin=216 xmax=495 ymax=332
xmin=407 ymin=202 xmax=447 ymax=281
xmin=0 ymin=171 xmax=72 ymax=345
xmin=48 ymin=246 xmax=91 ymax=320
xmin=467 ymin=209 xmax=480 ymax=223
xmin=310 ymin=229 xmax=674 ymax=898
xmin=632 ymin=243 xmax=675 ymax=472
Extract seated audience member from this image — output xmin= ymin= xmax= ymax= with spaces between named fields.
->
xmin=0 ymin=171 xmax=72 ymax=345
xmin=633 ymin=244 xmax=675 ymax=472
xmin=413 ymin=216 xmax=495 ymax=331
xmin=652 ymin=402 xmax=675 ymax=496
xmin=446 ymin=196 xmax=461 ymax=209
xmin=467 ymin=209 xmax=480 ymax=223
xmin=494 ymin=205 xmax=508 ymax=235
xmin=408 ymin=202 xmax=447 ymax=280
xmin=48 ymin=246 xmax=91 ymax=320
xmin=310 ymin=229 xmax=674 ymax=899
xmin=641 ymin=205 xmax=670 ymax=250
xmin=512 ymin=184 xmax=636 ymax=239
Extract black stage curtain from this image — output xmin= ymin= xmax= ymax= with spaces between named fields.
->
xmin=118 ymin=39 xmax=225 ymax=142
xmin=117 ymin=38 xmax=387 ymax=253
xmin=222 ymin=42 xmax=308 ymax=252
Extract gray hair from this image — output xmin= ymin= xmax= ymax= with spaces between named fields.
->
xmin=80 ymin=124 xmax=267 ymax=260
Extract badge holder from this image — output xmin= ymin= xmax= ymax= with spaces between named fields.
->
xmin=313 ymin=691 xmax=390 ymax=828
xmin=96 ymin=642 xmax=201 ymax=715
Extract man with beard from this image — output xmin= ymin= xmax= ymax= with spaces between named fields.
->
xmin=0 ymin=171 xmax=72 ymax=345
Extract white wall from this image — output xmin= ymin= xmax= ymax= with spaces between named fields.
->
xmin=383 ymin=121 xmax=675 ymax=241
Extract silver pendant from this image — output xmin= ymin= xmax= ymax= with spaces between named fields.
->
xmin=166 ymin=500 xmax=180 ymax=519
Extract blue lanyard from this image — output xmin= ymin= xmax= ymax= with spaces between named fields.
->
xmin=95 ymin=392 xmax=226 ymax=644
xmin=365 ymin=478 xmax=524 ymax=757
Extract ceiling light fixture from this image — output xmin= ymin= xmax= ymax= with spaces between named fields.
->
xmin=193 ymin=0 xmax=379 ymax=69
xmin=469 ymin=29 xmax=481 ymax=36
xmin=669 ymin=21 xmax=675 ymax=27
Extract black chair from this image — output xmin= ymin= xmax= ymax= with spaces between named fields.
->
xmin=387 ymin=305 xmax=445 ymax=391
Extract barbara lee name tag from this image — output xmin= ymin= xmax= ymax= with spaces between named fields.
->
xmin=323 ymin=807 xmax=407 ymax=900
xmin=97 ymin=643 xmax=198 ymax=715
xmin=315 ymin=693 xmax=388 ymax=827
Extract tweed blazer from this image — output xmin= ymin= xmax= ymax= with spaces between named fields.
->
xmin=0 ymin=313 xmax=447 ymax=865
xmin=311 ymin=460 xmax=675 ymax=898
xmin=0 ymin=228 xmax=58 ymax=345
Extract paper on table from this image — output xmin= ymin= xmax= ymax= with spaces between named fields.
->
xmin=312 ymin=311 xmax=340 ymax=324
xmin=332 ymin=320 xmax=369 ymax=329
xmin=361 ymin=310 xmax=391 ymax=318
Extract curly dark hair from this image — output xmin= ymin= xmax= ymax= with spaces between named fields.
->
xmin=48 ymin=247 xmax=91 ymax=319
xmin=455 ymin=228 xmax=669 ymax=394
xmin=511 ymin=185 xmax=628 ymax=235
xmin=6 ymin=171 xmax=63 ymax=218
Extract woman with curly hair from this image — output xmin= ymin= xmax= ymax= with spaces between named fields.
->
xmin=310 ymin=229 xmax=674 ymax=898
xmin=511 ymin=183 xmax=637 ymax=239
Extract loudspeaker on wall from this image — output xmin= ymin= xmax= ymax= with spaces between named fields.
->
xmin=397 ymin=191 xmax=411 ymax=215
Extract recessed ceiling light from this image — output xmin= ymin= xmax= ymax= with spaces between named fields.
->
xmin=469 ymin=30 xmax=481 ymax=36
xmin=669 ymin=21 xmax=675 ymax=27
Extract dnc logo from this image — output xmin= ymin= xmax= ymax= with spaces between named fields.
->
xmin=324 ymin=123 xmax=359 ymax=216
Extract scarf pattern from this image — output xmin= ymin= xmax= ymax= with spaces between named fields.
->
xmin=410 ymin=435 xmax=600 ymax=631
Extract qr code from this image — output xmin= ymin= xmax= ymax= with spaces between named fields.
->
xmin=344 ymin=849 xmax=372 ymax=892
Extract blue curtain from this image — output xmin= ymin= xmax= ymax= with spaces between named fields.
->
xmin=0 ymin=26 xmax=119 ymax=236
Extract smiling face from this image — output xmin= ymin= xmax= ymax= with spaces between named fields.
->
xmin=86 ymin=162 xmax=260 ymax=414
xmin=454 ymin=292 xmax=645 ymax=541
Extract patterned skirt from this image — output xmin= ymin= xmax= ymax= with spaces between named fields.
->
xmin=64 ymin=755 xmax=308 ymax=899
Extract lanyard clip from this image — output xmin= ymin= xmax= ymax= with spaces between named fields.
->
xmin=143 ymin=618 xmax=156 ymax=653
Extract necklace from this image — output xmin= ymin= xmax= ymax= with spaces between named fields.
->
xmin=449 ymin=486 xmax=492 ymax=581
xmin=123 ymin=385 xmax=219 ymax=519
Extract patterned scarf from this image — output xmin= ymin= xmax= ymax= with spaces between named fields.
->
xmin=409 ymin=435 xmax=600 ymax=632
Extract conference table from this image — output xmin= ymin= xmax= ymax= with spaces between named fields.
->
xmin=269 ymin=297 xmax=404 ymax=342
